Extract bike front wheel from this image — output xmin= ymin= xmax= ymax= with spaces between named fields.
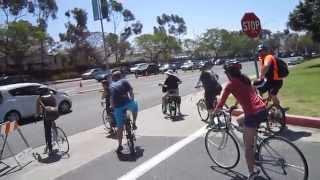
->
xmin=257 ymin=136 xmax=308 ymax=180
xmin=125 ymin=119 xmax=135 ymax=155
xmin=197 ymin=99 xmax=209 ymax=121
xmin=52 ymin=126 xmax=69 ymax=154
xmin=102 ymin=108 xmax=114 ymax=130
xmin=205 ymin=128 xmax=240 ymax=169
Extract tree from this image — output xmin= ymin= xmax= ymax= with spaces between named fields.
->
xmin=100 ymin=0 xmax=143 ymax=63
xmin=0 ymin=20 xmax=45 ymax=71
xmin=59 ymin=8 xmax=97 ymax=66
xmin=288 ymin=0 xmax=320 ymax=42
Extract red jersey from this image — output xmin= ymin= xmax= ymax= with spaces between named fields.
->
xmin=217 ymin=78 xmax=265 ymax=115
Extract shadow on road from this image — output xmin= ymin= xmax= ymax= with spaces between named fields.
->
xmin=35 ymin=150 xmax=70 ymax=164
xmin=280 ymin=127 xmax=312 ymax=141
xmin=117 ymin=146 xmax=144 ymax=162
xmin=164 ymin=114 xmax=189 ymax=122
xmin=210 ymin=166 xmax=267 ymax=180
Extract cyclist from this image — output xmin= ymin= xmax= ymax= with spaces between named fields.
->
xmin=214 ymin=60 xmax=267 ymax=180
xmin=36 ymin=86 xmax=60 ymax=156
xmin=109 ymin=70 xmax=138 ymax=154
xmin=256 ymin=44 xmax=283 ymax=106
xmin=162 ymin=69 xmax=182 ymax=115
xmin=195 ymin=67 xmax=222 ymax=116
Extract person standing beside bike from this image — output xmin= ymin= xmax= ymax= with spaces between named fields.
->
xmin=36 ymin=86 xmax=60 ymax=156
xmin=162 ymin=69 xmax=182 ymax=115
xmin=109 ymin=71 xmax=138 ymax=154
xmin=256 ymin=44 xmax=283 ymax=106
xmin=195 ymin=67 xmax=222 ymax=115
xmin=214 ymin=61 xmax=267 ymax=180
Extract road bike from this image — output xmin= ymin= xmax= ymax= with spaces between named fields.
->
xmin=205 ymin=106 xmax=308 ymax=180
xmin=101 ymin=101 xmax=116 ymax=134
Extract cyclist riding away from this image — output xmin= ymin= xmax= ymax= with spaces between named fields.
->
xmin=214 ymin=60 xmax=267 ymax=180
xmin=101 ymin=78 xmax=116 ymax=134
xmin=162 ymin=69 xmax=182 ymax=115
xmin=36 ymin=86 xmax=60 ymax=156
xmin=109 ymin=71 xmax=138 ymax=154
xmin=195 ymin=66 xmax=222 ymax=116
xmin=256 ymin=44 xmax=283 ymax=106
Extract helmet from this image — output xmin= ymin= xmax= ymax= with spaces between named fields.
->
xmin=257 ymin=44 xmax=268 ymax=53
xmin=223 ymin=60 xmax=242 ymax=73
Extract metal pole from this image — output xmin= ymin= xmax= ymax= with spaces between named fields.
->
xmin=100 ymin=18 xmax=109 ymax=69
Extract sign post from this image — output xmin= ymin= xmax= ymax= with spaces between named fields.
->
xmin=241 ymin=12 xmax=261 ymax=78
xmin=92 ymin=0 xmax=109 ymax=69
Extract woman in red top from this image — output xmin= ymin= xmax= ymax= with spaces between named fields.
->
xmin=215 ymin=61 xmax=267 ymax=179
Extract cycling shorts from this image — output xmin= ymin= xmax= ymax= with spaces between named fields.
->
xmin=258 ymin=80 xmax=283 ymax=96
xmin=244 ymin=108 xmax=267 ymax=128
xmin=113 ymin=100 xmax=138 ymax=128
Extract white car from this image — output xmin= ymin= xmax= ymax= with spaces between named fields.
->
xmin=0 ymin=83 xmax=72 ymax=124
xmin=130 ymin=63 xmax=148 ymax=73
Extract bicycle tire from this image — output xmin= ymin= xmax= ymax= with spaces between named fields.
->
xmin=125 ymin=119 xmax=135 ymax=155
xmin=169 ymin=100 xmax=177 ymax=118
xmin=205 ymin=128 xmax=240 ymax=169
xmin=257 ymin=136 xmax=308 ymax=180
xmin=266 ymin=104 xmax=286 ymax=134
xmin=197 ymin=99 xmax=209 ymax=121
xmin=52 ymin=126 xmax=69 ymax=154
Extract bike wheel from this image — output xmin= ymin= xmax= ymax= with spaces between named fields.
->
xmin=197 ymin=99 xmax=209 ymax=121
xmin=266 ymin=104 xmax=286 ymax=134
xmin=125 ymin=120 xmax=135 ymax=155
xmin=102 ymin=108 xmax=113 ymax=130
xmin=205 ymin=128 xmax=240 ymax=169
xmin=52 ymin=127 xmax=69 ymax=154
xmin=257 ymin=136 xmax=308 ymax=180
xmin=169 ymin=101 xmax=177 ymax=118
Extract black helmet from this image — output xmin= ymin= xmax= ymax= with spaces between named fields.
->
xmin=223 ymin=60 xmax=242 ymax=73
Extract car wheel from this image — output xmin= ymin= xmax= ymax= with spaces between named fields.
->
xmin=59 ymin=101 xmax=71 ymax=114
xmin=4 ymin=111 xmax=21 ymax=122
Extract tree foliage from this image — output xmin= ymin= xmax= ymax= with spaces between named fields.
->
xmin=288 ymin=0 xmax=320 ymax=41
xmin=154 ymin=13 xmax=187 ymax=39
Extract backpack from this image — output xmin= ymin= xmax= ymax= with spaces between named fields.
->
xmin=276 ymin=58 xmax=289 ymax=78
xmin=202 ymin=71 xmax=222 ymax=96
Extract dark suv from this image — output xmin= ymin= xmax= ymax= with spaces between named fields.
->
xmin=135 ymin=63 xmax=160 ymax=76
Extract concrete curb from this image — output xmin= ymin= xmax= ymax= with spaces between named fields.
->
xmin=78 ymin=88 xmax=102 ymax=94
xmin=231 ymin=109 xmax=320 ymax=129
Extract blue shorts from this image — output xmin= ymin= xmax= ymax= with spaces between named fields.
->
xmin=244 ymin=109 xmax=267 ymax=128
xmin=114 ymin=100 xmax=138 ymax=128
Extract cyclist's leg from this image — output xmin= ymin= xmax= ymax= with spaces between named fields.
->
xmin=113 ymin=106 xmax=125 ymax=152
xmin=243 ymin=109 xmax=268 ymax=174
xmin=269 ymin=80 xmax=283 ymax=106
xmin=126 ymin=100 xmax=138 ymax=128
xmin=44 ymin=117 xmax=53 ymax=153
xmin=162 ymin=93 xmax=168 ymax=111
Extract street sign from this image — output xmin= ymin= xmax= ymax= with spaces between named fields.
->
xmin=241 ymin=12 xmax=261 ymax=38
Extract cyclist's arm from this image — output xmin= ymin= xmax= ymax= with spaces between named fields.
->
xmin=129 ymin=89 xmax=134 ymax=100
xmin=260 ymin=57 xmax=272 ymax=79
xmin=214 ymin=84 xmax=231 ymax=112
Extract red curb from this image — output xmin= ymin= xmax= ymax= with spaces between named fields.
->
xmin=231 ymin=109 xmax=320 ymax=129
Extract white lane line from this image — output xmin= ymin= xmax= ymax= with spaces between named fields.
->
xmin=118 ymin=126 xmax=207 ymax=180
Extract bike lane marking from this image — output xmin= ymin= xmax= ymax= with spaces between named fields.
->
xmin=118 ymin=126 xmax=207 ymax=180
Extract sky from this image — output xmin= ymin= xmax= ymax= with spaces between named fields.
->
xmin=5 ymin=0 xmax=302 ymax=41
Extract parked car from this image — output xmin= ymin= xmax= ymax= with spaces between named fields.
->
xmin=213 ymin=59 xmax=225 ymax=65
xmin=0 ymin=83 xmax=72 ymax=124
xmin=287 ymin=58 xmax=304 ymax=66
xmin=130 ymin=63 xmax=148 ymax=73
xmin=198 ymin=60 xmax=212 ymax=69
xmin=94 ymin=69 xmax=111 ymax=82
xmin=159 ymin=64 xmax=178 ymax=73
xmin=135 ymin=63 xmax=160 ymax=76
xmin=181 ymin=61 xmax=196 ymax=71
xmin=81 ymin=68 xmax=104 ymax=80
xmin=0 ymin=74 xmax=35 ymax=86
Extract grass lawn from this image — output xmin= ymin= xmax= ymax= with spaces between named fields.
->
xmin=279 ymin=58 xmax=320 ymax=117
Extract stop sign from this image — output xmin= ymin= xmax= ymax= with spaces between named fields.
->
xmin=241 ymin=12 xmax=261 ymax=38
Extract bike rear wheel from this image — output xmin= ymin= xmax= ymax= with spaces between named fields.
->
xmin=52 ymin=126 xmax=69 ymax=154
xmin=257 ymin=136 xmax=308 ymax=180
xmin=169 ymin=100 xmax=177 ymax=118
xmin=125 ymin=119 xmax=135 ymax=155
xmin=265 ymin=104 xmax=286 ymax=134
xmin=197 ymin=99 xmax=209 ymax=121
xmin=205 ymin=128 xmax=240 ymax=169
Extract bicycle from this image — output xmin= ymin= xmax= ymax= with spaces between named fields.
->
xmin=123 ymin=109 xmax=136 ymax=155
xmin=101 ymin=101 xmax=116 ymax=134
xmin=159 ymin=84 xmax=180 ymax=118
xmin=205 ymin=106 xmax=308 ymax=180
xmin=253 ymin=80 xmax=287 ymax=134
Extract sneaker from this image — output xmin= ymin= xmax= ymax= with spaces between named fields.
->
xmin=132 ymin=123 xmax=137 ymax=130
xmin=116 ymin=145 xmax=123 ymax=154
xmin=248 ymin=169 xmax=260 ymax=180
